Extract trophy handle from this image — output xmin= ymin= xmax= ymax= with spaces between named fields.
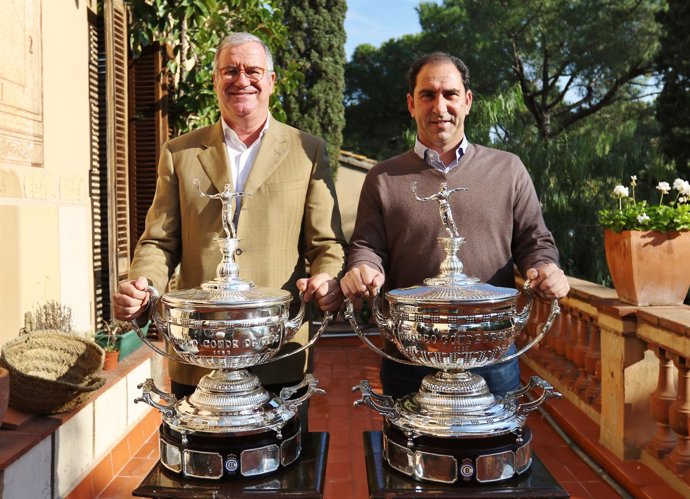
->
xmin=494 ymin=280 xmax=560 ymax=366
xmin=509 ymin=376 xmax=562 ymax=422
xmin=280 ymin=374 xmax=326 ymax=412
xmin=134 ymin=378 xmax=178 ymax=419
xmin=343 ymin=298 xmax=418 ymax=366
xmin=266 ymin=304 xmax=333 ymax=364
xmin=283 ymin=291 xmax=308 ymax=340
xmin=130 ymin=285 xmax=181 ymax=362
xmin=352 ymin=380 xmax=398 ymax=419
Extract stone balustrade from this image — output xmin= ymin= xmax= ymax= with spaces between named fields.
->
xmin=517 ymin=274 xmax=690 ymax=496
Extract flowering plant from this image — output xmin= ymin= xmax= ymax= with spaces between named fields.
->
xmin=598 ymin=176 xmax=690 ymax=232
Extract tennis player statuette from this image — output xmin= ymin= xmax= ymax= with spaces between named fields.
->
xmin=344 ymin=182 xmax=561 ymax=484
xmin=133 ymin=181 xmax=332 ymax=480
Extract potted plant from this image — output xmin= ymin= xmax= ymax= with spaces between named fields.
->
xmin=95 ymin=318 xmax=147 ymax=363
xmin=598 ymin=176 xmax=690 ymax=305
xmin=99 ymin=319 xmax=121 ymax=370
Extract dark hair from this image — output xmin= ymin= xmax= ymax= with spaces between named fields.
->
xmin=407 ymin=52 xmax=470 ymax=95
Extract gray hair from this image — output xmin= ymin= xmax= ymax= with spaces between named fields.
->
xmin=213 ymin=32 xmax=274 ymax=74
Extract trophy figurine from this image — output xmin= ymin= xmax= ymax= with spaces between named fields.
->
xmin=132 ymin=181 xmax=332 ymax=480
xmin=344 ymin=181 xmax=561 ymax=484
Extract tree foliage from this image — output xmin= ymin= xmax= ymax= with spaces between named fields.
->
xmin=344 ymin=0 xmax=664 ymax=159
xmin=128 ymin=0 xmax=295 ymax=135
xmin=274 ymin=0 xmax=347 ymax=171
xmin=418 ymin=0 xmax=663 ymax=139
xmin=656 ymin=0 xmax=690 ymax=178
xmin=342 ymin=0 xmax=670 ymax=285
xmin=343 ymin=36 xmax=423 ymax=160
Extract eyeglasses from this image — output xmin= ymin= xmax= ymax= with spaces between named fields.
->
xmin=217 ymin=66 xmax=267 ymax=82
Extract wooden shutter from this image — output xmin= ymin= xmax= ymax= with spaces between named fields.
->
xmin=128 ymin=42 xmax=170 ymax=251
xmin=88 ymin=9 xmax=109 ymax=320
xmin=105 ymin=0 xmax=130 ymax=303
xmin=88 ymin=0 xmax=130 ymax=320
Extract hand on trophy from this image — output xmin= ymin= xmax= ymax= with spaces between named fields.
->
xmin=297 ymin=273 xmax=343 ymax=312
xmin=526 ymin=263 xmax=570 ymax=300
xmin=340 ymin=264 xmax=385 ymax=300
xmin=113 ymin=276 xmax=150 ymax=321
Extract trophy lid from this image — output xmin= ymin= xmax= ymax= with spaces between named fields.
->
xmin=387 ymin=280 xmax=518 ymax=305
xmin=160 ymin=237 xmax=292 ymax=309
xmin=160 ymin=284 xmax=292 ymax=310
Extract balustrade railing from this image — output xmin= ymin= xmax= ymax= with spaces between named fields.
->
xmin=516 ymin=274 xmax=690 ymax=496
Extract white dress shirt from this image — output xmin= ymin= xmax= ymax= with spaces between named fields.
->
xmin=221 ymin=118 xmax=270 ymax=227
xmin=414 ymin=135 xmax=469 ymax=173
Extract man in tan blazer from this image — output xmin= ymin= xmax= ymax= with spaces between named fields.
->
xmin=113 ymin=32 xmax=346 ymax=396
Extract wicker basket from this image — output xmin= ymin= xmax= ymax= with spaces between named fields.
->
xmin=0 ymin=330 xmax=106 ymax=414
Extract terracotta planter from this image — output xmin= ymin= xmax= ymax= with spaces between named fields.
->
xmin=103 ymin=350 xmax=119 ymax=371
xmin=604 ymin=229 xmax=690 ymax=306
xmin=0 ymin=367 xmax=9 ymax=423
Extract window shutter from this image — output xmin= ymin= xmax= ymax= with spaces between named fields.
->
xmin=88 ymin=10 xmax=109 ymax=320
xmin=88 ymin=0 xmax=129 ymax=320
xmin=105 ymin=0 xmax=130 ymax=305
xmin=129 ymin=42 xmax=170 ymax=251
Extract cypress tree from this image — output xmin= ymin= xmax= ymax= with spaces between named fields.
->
xmin=656 ymin=0 xmax=690 ymax=177
xmin=276 ymin=0 xmax=347 ymax=173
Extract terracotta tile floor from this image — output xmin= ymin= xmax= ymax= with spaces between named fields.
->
xmin=97 ymin=334 xmax=650 ymax=499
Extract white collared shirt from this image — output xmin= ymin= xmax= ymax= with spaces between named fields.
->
xmin=413 ymin=135 xmax=469 ymax=173
xmin=221 ymin=118 xmax=269 ymax=226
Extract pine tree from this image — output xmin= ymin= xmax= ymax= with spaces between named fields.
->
xmin=276 ymin=0 xmax=347 ymax=173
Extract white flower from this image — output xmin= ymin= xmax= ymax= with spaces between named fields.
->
xmin=680 ymin=196 xmax=688 ymax=204
xmin=674 ymin=178 xmax=690 ymax=196
xmin=657 ymin=182 xmax=671 ymax=194
xmin=613 ymin=185 xmax=629 ymax=198
xmin=637 ymin=213 xmax=650 ymax=224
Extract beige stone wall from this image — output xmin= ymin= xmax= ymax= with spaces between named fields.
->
xmin=0 ymin=0 xmax=94 ymax=346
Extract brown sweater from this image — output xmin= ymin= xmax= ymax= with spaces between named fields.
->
xmin=347 ymin=144 xmax=560 ymax=291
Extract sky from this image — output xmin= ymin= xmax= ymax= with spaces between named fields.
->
xmin=344 ymin=0 xmax=432 ymax=61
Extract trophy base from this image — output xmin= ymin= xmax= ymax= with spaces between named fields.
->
xmin=382 ymin=419 xmax=532 ymax=484
xmin=158 ymin=416 xmax=302 ymax=479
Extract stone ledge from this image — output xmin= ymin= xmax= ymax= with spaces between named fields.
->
xmin=0 ymin=341 xmax=164 ymax=496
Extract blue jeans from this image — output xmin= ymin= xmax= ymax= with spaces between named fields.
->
xmin=380 ymin=343 xmax=520 ymax=399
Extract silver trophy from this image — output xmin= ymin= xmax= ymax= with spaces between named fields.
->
xmin=344 ymin=181 xmax=561 ymax=484
xmin=133 ymin=181 xmax=331 ymax=480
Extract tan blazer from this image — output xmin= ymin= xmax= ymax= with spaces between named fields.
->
xmin=130 ymin=117 xmax=346 ymax=385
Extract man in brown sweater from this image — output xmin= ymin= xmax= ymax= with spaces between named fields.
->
xmin=340 ymin=52 xmax=570 ymax=399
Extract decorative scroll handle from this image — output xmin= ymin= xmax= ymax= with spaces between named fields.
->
xmin=280 ymin=374 xmax=325 ymax=412
xmin=266 ymin=292 xmax=332 ymax=364
xmin=509 ymin=376 xmax=562 ymax=422
xmin=352 ymin=380 xmax=398 ymax=419
xmin=494 ymin=279 xmax=560 ymax=366
xmin=343 ymin=298 xmax=418 ymax=366
xmin=134 ymin=378 xmax=178 ymax=421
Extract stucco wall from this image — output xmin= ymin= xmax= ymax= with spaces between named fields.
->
xmin=0 ymin=0 xmax=94 ymax=346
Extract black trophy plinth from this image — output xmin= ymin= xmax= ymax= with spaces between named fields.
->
xmin=133 ymin=432 xmax=328 ymax=499
xmin=363 ymin=431 xmax=569 ymax=498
